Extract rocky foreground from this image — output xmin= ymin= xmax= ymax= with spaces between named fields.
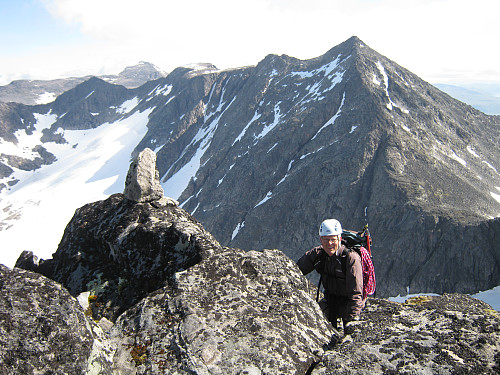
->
xmin=2 ymin=149 xmax=499 ymax=374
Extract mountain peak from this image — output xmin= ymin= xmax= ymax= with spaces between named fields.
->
xmin=102 ymin=61 xmax=166 ymax=88
xmin=344 ymin=35 xmax=364 ymax=46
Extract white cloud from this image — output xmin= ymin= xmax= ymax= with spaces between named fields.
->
xmin=1 ymin=0 xmax=499 ymax=85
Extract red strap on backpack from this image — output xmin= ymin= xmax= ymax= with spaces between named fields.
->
xmin=359 ymin=246 xmax=376 ymax=299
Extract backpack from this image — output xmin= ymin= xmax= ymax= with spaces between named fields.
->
xmin=315 ymin=227 xmax=376 ymax=301
xmin=341 ymin=229 xmax=376 ymax=300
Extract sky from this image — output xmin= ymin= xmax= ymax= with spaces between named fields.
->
xmin=0 ymin=0 xmax=499 ymax=86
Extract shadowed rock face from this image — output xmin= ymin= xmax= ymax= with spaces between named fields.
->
xmin=6 ymin=118 xmax=499 ymax=373
xmin=1 ymin=37 xmax=499 ymax=298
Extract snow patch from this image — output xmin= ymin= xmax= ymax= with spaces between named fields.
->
xmin=36 ymin=92 xmax=57 ymax=104
xmin=491 ymin=191 xmax=500 ymax=204
xmin=254 ymin=102 xmax=282 ymax=140
xmin=312 ymin=92 xmax=345 ymax=140
xmin=466 ymin=145 xmax=480 ymax=158
xmin=432 ymin=142 xmax=468 ymax=168
xmin=482 ymin=160 xmax=498 ymax=173
xmin=114 ymin=97 xmax=139 ymax=114
xmin=162 ymin=97 xmax=235 ymax=199
xmin=231 ymin=221 xmax=245 ymax=240
xmin=466 ymin=146 xmax=498 ymax=173
xmin=267 ymin=142 xmax=278 ymax=153
xmin=395 ymin=122 xmax=411 ymax=133
xmin=233 ymin=110 xmax=261 ymax=146
xmin=205 ymin=78 xmax=232 ymax=122
xmin=276 ymin=159 xmax=301 ymax=186
xmin=217 ymin=175 xmax=225 ymax=186
xmin=191 ymin=202 xmax=200 ymax=215
xmin=182 ymin=63 xmax=220 ymax=74
xmin=277 ymin=175 xmax=287 ymax=185
xmin=291 ymin=56 xmax=342 ymax=80
xmin=150 ymin=84 xmax=172 ymax=97
xmin=0 ymin=111 xmax=58 ymax=160
xmin=255 ymin=191 xmax=272 ymax=208
xmin=291 ymin=57 xmax=345 ymax=107
xmin=375 ymin=61 xmax=397 ymax=111
xmin=449 ymin=150 xmax=467 ymax=167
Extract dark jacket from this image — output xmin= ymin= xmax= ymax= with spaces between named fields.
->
xmin=297 ymin=244 xmax=363 ymax=321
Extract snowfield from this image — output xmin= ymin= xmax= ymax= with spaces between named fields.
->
xmin=0 ymin=103 xmax=153 ymax=268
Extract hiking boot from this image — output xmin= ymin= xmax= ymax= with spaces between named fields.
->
xmin=322 ymin=329 xmax=343 ymax=350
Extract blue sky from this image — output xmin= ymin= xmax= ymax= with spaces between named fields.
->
xmin=0 ymin=1 xmax=83 ymax=53
xmin=1 ymin=0 xmax=499 ymax=85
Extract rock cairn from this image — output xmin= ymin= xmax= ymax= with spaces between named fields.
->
xmin=123 ymin=148 xmax=164 ymax=202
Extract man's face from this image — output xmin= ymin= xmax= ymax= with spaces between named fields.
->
xmin=320 ymin=235 xmax=341 ymax=256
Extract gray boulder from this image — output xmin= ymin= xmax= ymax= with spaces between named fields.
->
xmin=0 ymin=264 xmax=114 ymax=374
xmin=124 ymin=148 xmax=165 ymax=203
xmin=109 ymin=247 xmax=332 ymax=374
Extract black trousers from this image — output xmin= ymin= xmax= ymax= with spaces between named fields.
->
xmin=323 ymin=294 xmax=349 ymax=329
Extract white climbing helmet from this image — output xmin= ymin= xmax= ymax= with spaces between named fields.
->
xmin=319 ymin=219 xmax=342 ymax=236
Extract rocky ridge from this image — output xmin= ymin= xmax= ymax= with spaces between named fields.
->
xmin=4 ymin=150 xmax=498 ymax=374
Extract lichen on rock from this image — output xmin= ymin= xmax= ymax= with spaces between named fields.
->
xmin=0 ymin=265 xmax=113 ymax=374
xmin=311 ymin=294 xmax=500 ymax=374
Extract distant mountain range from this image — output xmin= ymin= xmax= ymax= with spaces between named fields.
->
xmin=0 ymin=61 xmax=166 ymax=105
xmin=0 ymin=36 xmax=499 ymax=299
xmin=2 ymin=60 xmax=499 ymax=116
xmin=435 ymin=83 xmax=500 ymax=115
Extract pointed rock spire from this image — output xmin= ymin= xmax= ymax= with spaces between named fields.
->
xmin=124 ymin=148 xmax=164 ymax=202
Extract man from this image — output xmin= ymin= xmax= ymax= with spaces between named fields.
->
xmin=297 ymin=219 xmax=363 ymax=332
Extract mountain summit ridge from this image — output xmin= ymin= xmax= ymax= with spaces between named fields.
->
xmin=0 ymin=37 xmax=499 ymax=298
